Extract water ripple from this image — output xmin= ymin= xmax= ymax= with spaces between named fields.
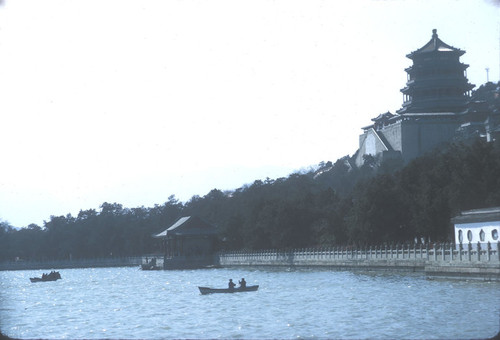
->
xmin=1 ymin=267 xmax=499 ymax=339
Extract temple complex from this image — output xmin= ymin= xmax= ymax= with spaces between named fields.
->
xmin=355 ymin=29 xmax=500 ymax=167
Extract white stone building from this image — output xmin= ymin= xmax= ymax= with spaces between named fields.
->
xmin=451 ymin=207 xmax=500 ymax=250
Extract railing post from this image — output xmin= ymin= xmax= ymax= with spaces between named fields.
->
xmin=487 ymin=242 xmax=491 ymax=262
xmin=468 ymin=243 xmax=472 ymax=261
xmin=450 ymin=243 xmax=454 ymax=261
xmin=498 ymin=242 xmax=500 ymax=262
xmin=477 ymin=242 xmax=481 ymax=262
xmin=442 ymin=243 xmax=445 ymax=261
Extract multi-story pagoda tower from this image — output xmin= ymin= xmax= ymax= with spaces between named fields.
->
xmin=397 ymin=29 xmax=474 ymax=114
xmin=354 ymin=29 xmax=480 ymax=167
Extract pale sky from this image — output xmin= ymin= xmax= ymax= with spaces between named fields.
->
xmin=0 ymin=0 xmax=499 ymax=228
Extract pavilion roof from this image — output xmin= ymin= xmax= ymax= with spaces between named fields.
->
xmin=153 ymin=216 xmax=217 ymax=238
xmin=407 ymin=29 xmax=464 ymax=59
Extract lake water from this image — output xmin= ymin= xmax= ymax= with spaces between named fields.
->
xmin=1 ymin=267 xmax=499 ymax=339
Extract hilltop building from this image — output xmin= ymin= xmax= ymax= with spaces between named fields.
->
xmin=355 ymin=29 xmax=500 ymax=167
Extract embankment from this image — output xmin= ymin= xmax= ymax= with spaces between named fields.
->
xmin=218 ymin=244 xmax=500 ymax=280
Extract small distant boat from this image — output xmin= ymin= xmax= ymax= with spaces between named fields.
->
xmin=198 ymin=285 xmax=259 ymax=295
xmin=141 ymin=263 xmax=162 ymax=270
xmin=30 ymin=271 xmax=61 ymax=283
xmin=141 ymin=258 xmax=162 ymax=270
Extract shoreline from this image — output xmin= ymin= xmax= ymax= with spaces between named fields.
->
xmin=218 ymin=246 xmax=500 ymax=281
xmin=2 ymin=245 xmax=500 ymax=281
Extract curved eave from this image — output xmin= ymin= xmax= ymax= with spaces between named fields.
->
xmin=405 ymin=63 xmax=469 ymax=73
xmin=407 ymin=49 xmax=465 ymax=60
xmin=400 ymin=82 xmax=475 ymax=94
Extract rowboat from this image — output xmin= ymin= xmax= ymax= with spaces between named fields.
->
xmin=30 ymin=271 xmax=61 ymax=283
xmin=198 ymin=285 xmax=259 ymax=295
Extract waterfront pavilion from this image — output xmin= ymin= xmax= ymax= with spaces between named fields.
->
xmin=153 ymin=216 xmax=218 ymax=269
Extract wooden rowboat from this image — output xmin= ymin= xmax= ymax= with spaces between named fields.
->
xmin=198 ymin=285 xmax=259 ymax=295
xmin=30 ymin=271 xmax=61 ymax=283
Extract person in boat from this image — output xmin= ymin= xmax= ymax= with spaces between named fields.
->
xmin=228 ymin=279 xmax=236 ymax=290
xmin=239 ymin=278 xmax=246 ymax=288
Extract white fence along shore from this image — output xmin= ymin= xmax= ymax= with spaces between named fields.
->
xmin=219 ymin=242 xmax=500 ymax=280
xmin=2 ymin=243 xmax=499 ymax=280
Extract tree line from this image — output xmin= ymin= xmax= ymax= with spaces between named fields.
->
xmin=1 ymin=138 xmax=499 ymax=262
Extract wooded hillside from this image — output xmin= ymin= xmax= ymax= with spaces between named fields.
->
xmin=1 ymin=138 xmax=499 ymax=261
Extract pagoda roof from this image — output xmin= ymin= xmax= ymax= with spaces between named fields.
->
xmin=407 ymin=29 xmax=464 ymax=59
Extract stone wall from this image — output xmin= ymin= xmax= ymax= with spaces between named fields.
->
xmin=356 ymin=115 xmax=461 ymax=166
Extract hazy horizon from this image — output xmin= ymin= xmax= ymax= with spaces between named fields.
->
xmin=1 ymin=0 xmax=499 ymax=228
